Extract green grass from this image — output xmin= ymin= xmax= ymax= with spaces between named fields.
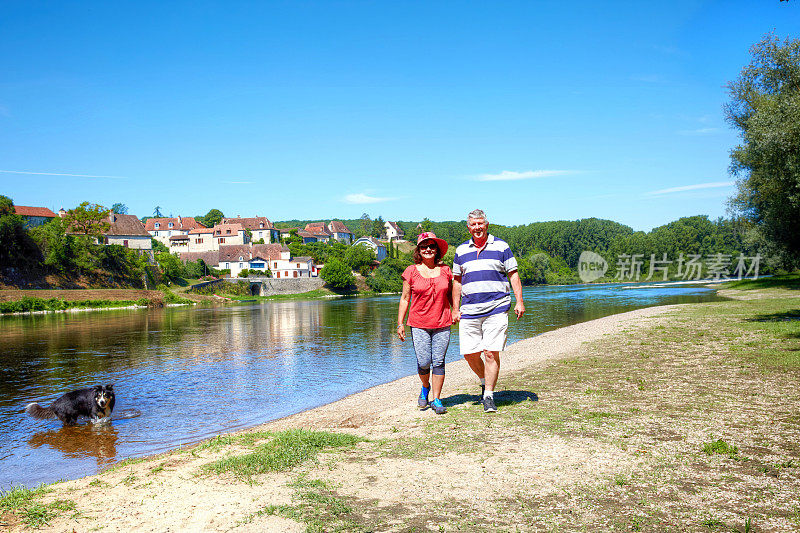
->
xmin=0 ymin=484 xmax=77 ymax=528
xmin=721 ymin=272 xmax=800 ymax=290
xmin=202 ymin=429 xmax=365 ymax=480
xmin=702 ymin=439 xmax=739 ymax=459
xmin=0 ymin=296 xmax=153 ymax=313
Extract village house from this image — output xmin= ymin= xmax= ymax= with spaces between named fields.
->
xmin=270 ymin=255 xmax=315 ymax=279
xmin=103 ymin=213 xmax=153 ymax=253
xmin=353 ymin=236 xmax=387 ymax=261
xmin=14 ymin=205 xmax=57 ymax=228
xmin=217 ymin=243 xmax=285 ymax=277
xmin=145 ymin=216 xmax=206 ymax=246
xmin=220 ymin=216 xmax=280 ymax=243
xmin=213 ymin=223 xmax=248 ymax=248
xmin=384 ymin=221 xmax=405 ymax=241
xmin=187 ymin=227 xmax=216 ymax=253
xmin=327 ymin=220 xmax=353 ymax=244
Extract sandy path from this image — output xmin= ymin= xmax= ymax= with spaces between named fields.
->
xmin=9 ymin=305 xmax=677 ymax=532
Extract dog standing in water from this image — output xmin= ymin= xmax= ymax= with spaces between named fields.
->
xmin=26 ymin=385 xmax=115 ymax=425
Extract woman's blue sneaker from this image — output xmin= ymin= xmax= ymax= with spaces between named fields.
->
xmin=431 ymin=398 xmax=447 ymax=415
xmin=418 ymin=387 xmax=430 ymax=409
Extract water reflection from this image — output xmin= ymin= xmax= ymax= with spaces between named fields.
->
xmin=29 ymin=424 xmax=119 ymax=466
xmin=0 ymin=282 xmax=723 ymax=488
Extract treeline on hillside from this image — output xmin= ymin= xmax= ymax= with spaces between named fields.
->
xmin=0 ymin=196 xmax=159 ymax=288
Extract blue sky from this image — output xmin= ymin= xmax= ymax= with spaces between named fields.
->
xmin=1 ymin=1 xmax=797 ymax=230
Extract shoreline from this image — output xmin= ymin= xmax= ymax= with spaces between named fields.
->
xmin=7 ymin=287 xmax=799 ymax=531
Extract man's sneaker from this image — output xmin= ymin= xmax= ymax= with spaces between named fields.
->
xmin=418 ymin=387 xmax=430 ymax=409
xmin=431 ymin=398 xmax=447 ymax=415
xmin=482 ymin=395 xmax=497 ymax=413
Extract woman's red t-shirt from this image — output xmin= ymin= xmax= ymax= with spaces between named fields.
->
xmin=402 ymin=264 xmax=453 ymax=329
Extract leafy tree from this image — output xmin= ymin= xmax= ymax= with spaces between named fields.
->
xmin=65 ymin=202 xmax=111 ymax=238
xmin=153 ymin=206 xmax=163 ymax=218
xmin=372 ymin=216 xmax=385 ymax=238
xmin=156 ymin=251 xmax=185 ymax=282
xmin=345 ymin=244 xmax=376 ymax=272
xmin=111 ymin=203 xmax=128 ymax=214
xmin=320 ymin=258 xmax=354 ymax=289
xmin=366 ymin=257 xmax=411 ymax=292
xmin=360 ymin=213 xmax=371 ymax=235
xmin=726 ymin=33 xmax=800 ymax=261
xmin=197 ymin=208 xmax=224 ymax=228
xmin=0 ymin=195 xmax=39 ymax=267
xmin=151 ymin=238 xmax=169 ymax=253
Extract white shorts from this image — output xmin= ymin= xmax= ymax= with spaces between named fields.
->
xmin=459 ymin=312 xmax=508 ymax=355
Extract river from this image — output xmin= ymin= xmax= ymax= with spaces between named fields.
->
xmin=0 ymin=282 xmax=723 ymax=488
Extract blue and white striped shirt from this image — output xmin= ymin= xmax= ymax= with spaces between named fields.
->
xmin=453 ymin=235 xmax=518 ymax=319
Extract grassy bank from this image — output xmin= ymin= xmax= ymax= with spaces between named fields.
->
xmin=5 ymin=287 xmax=799 ymax=531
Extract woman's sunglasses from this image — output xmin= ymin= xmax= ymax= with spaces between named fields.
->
xmin=419 ymin=242 xmax=438 ymax=250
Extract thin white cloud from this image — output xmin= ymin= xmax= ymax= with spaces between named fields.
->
xmin=223 ymin=180 xmax=255 ymax=185
xmin=475 ymin=170 xmax=579 ymax=182
xmin=343 ymin=193 xmax=397 ymax=204
xmin=0 ymin=169 xmax=127 ymax=179
xmin=677 ymin=127 xmax=719 ymax=136
xmin=646 ymin=181 xmax=734 ymax=196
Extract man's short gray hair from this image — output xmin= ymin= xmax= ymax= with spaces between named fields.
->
xmin=468 ymin=209 xmax=487 ymax=222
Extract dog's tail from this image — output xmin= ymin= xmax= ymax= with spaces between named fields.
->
xmin=25 ymin=403 xmax=57 ymax=420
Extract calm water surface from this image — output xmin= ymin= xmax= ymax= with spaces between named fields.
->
xmin=0 ymin=282 xmax=723 ymax=487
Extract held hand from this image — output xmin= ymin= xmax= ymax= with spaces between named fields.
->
xmin=397 ymin=324 xmax=406 ymax=341
xmin=514 ymin=301 xmax=525 ymax=320
xmin=451 ymin=309 xmax=461 ymax=323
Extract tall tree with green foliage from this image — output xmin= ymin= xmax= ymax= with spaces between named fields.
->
xmin=320 ymin=258 xmax=355 ymax=289
xmin=0 ymin=195 xmax=39 ymax=267
xmin=360 ymin=213 xmax=371 ymax=236
xmin=65 ymin=202 xmax=111 ymax=238
xmin=111 ymin=203 xmax=128 ymax=214
xmin=153 ymin=206 xmax=163 ymax=218
xmin=726 ymin=33 xmax=800 ymax=262
xmin=198 ymin=208 xmax=224 ymax=228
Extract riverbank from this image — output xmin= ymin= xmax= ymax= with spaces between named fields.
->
xmin=3 ymin=286 xmax=799 ymax=531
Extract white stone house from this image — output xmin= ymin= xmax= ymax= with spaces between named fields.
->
xmin=217 ymin=244 xmax=286 ymax=277
xmin=187 ymin=227 xmax=216 ymax=253
xmin=384 ymin=221 xmax=405 ymax=241
xmin=213 ymin=223 xmax=248 ymax=248
xmin=103 ymin=214 xmax=153 ymax=252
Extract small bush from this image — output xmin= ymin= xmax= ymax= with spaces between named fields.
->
xmin=703 ymin=439 xmax=739 ymax=458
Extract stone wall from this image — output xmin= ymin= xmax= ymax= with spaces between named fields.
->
xmin=254 ymin=277 xmax=325 ymax=296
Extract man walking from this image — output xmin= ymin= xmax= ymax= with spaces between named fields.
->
xmin=452 ymin=209 xmax=525 ymax=412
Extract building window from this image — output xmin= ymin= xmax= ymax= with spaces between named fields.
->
xmin=294 ymin=271 xmax=298 ymax=278
xmin=123 ymin=240 xmax=129 ymax=247
xmin=168 ymin=222 xmax=173 ymax=228
xmin=154 ymin=223 xmax=160 ymax=229
xmin=226 ymin=229 xmax=231 ymax=234
xmin=220 ymin=237 xmax=225 ymax=243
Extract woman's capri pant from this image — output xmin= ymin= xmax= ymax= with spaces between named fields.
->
xmin=410 ymin=326 xmax=450 ymax=376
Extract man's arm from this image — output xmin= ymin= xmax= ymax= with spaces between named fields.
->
xmin=508 ymin=270 xmax=525 ymax=319
xmin=451 ymin=275 xmax=462 ymax=323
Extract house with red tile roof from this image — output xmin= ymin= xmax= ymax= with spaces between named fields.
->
xmin=145 ymin=216 xmax=206 ymax=246
xmin=221 ymin=216 xmax=280 ymax=243
xmin=14 ymin=205 xmax=57 ymax=228
xmin=327 ymin=220 xmax=354 ymax=244
xmin=212 ymin=223 xmax=247 ymax=248
xmin=187 ymin=227 xmax=215 ymax=253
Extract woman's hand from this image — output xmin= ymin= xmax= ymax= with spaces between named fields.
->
xmin=397 ymin=324 xmax=406 ymax=341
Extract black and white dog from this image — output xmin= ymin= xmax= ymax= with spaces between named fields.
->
xmin=26 ymin=385 xmax=115 ymax=425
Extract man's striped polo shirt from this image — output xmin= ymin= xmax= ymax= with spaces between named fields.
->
xmin=453 ymin=234 xmax=518 ymax=319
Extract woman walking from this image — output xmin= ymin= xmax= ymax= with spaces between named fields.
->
xmin=397 ymin=232 xmax=453 ymax=415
